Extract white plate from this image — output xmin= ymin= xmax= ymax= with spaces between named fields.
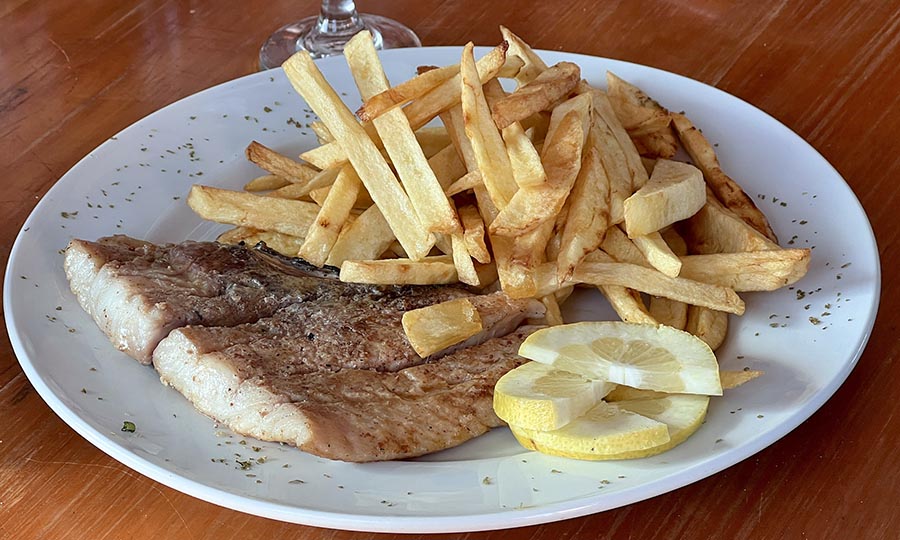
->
xmin=4 ymin=47 xmax=880 ymax=533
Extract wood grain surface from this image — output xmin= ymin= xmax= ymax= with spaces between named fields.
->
xmin=1 ymin=1 xmax=898 ymax=538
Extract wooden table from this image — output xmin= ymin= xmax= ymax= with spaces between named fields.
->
xmin=1 ymin=0 xmax=896 ymax=538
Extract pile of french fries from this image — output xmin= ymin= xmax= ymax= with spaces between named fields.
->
xmin=187 ymin=27 xmax=810 ymax=357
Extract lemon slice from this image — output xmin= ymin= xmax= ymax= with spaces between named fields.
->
xmin=605 ymin=394 xmax=710 ymax=459
xmin=509 ymin=401 xmax=670 ymax=460
xmin=493 ymin=362 xmax=614 ymax=431
xmin=519 ymin=322 xmax=722 ymax=395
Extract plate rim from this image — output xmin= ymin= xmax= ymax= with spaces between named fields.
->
xmin=3 ymin=45 xmax=882 ymax=533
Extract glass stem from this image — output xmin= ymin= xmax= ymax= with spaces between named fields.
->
xmin=317 ymin=0 xmax=365 ymax=36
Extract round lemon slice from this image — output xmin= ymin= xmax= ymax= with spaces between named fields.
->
xmin=509 ymin=401 xmax=670 ymax=460
xmin=519 ymin=322 xmax=722 ymax=395
xmin=493 ymin=361 xmax=614 ymax=431
xmin=604 ymin=394 xmax=710 ymax=459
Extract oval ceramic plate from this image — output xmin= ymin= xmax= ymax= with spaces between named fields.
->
xmin=4 ymin=47 xmax=880 ymax=532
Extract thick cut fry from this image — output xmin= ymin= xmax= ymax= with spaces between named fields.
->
xmin=601 ymin=225 xmax=648 ymax=266
xmin=679 ymin=249 xmax=811 ymax=291
xmin=721 ymin=369 xmax=764 ymax=389
xmin=300 ymin=141 xmax=347 ymax=169
xmin=404 ymin=42 xmax=512 ymax=132
xmin=600 ymin=285 xmax=658 ymax=324
xmin=401 ymin=298 xmax=483 ymax=358
xmin=428 ymin=143 xmax=468 ymax=190
xmin=606 ymin=72 xmax=679 ymax=158
xmin=460 ymin=42 xmax=519 ymax=210
xmin=445 ymin=170 xmax=483 ymax=196
xmin=670 ymin=112 xmax=778 ymax=242
xmin=490 ymin=61 xmax=581 ymax=129
xmin=244 ymin=174 xmax=290 ymax=192
xmin=325 ymin=205 xmax=395 ymax=266
xmin=310 ymin=120 xmax=333 ymax=143
xmin=499 ymin=25 xmax=548 ymax=85
xmin=216 ymin=227 xmax=305 ymax=258
xmin=557 ymin=145 xmax=611 ymax=280
xmin=624 ymin=159 xmax=706 ymax=237
xmin=345 ymin=32 xmax=461 ymax=235
xmin=298 ymin=165 xmax=362 ymax=266
xmin=415 ymin=127 xmax=452 ymax=158
xmin=440 ymin=105 xmax=478 ymax=171
xmin=188 ymin=185 xmax=318 ymax=238
xmin=649 ymin=295 xmax=688 ymax=329
xmin=246 ymin=141 xmax=320 ymax=183
xmin=685 ymin=305 xmax=729 ymax=351
xmin=570 ymin=261 xmax=745 ymax=315
xmin=490 ymin=95 xmax=591 ymax=235
xmin=590 ymin=113 xmax=632 ymax=225
xmin=339 ymin=256 xmax=457 ymax=285
xmin=503 ymin=120 xmax=546 ymax=187
xmin=450 ymin=233 xmax=480 ymax=286
xmin=591 ymin=89 xmax=649 ymax=189
xmin=308 ymin=182 xmax=373 ymax=208
xmin=459 ymin=205 xmax=491 ymax=263
xmin=268 ymin=167 xmax=340 ymax=200
xmin=632 ymin=231 xmax=682 ymax=277
xmin=283 ymin=51 xmax=434 ymax=260
xmin=683 ymin=191 xmax=780 ymax=254
xmin=634 ymin=129 xmax=679 ymax=159
xmin=357 ymin=63 xmax=460 ymax=122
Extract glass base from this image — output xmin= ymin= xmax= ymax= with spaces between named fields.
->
xmin=259 ymin=14 xmax=422 ymax=70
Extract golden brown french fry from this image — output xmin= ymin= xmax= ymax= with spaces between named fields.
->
xmin=459 ymin=204 xmax=491 ymax=263
xmin=357 ymin=63 xmax=460 ymax=122
xmin=439 ymin=105 xmax=478 ymax=171
xmin=445 ymin=170 xmax=483 ymax=197
xmin=624 ymin=159 xmax=706 ymax=238
xmin=721 ymin=369 xmax=764 ymax=389
xmin=503 ymin=120 xmax=546 ymax=187
xmin=339 ymin=255 xmax=458 ymax=285
xmin=571 ymin=261 xmax=745 ymax=315
xmin=649 ymin=295 xmax=688 ymax=329
xmin=600 ymin=225 xmax=648 ymax=266
xmin=401 ymin=298 xmax=483 ymax=358
xmin=557 ymin=145 xmax=611 ymax=280
xmin=310 ymin=121 xmax=334 ymax=143
xmin=489 ymin=94 xmax=592 ymax=235
xmin=415 ymin=126 xmax=452 ymax=158
xmin=460 ymin=42 xmax=519 ymax=210
xmin=428 ymin=143 xmax=468 ymax=190
xmin=298 ymin=165 xmax=362 ymax=266
xmin=683 ymin=191 xmax=780 ymax=254
xmin=216 ymin=227 xmax=306 ymax=257
xmin=600 ymin=285 xmax=658 ymax=324
xmin=188 ymin=185 xmax=318 ymax=238
xmin=685 ymin=305 xmax=729 ymax=351
xmin=631 ymin=231 xmax=682 ymax=277
xmin=606 ymin=72 xmax=679 ymax=158
xmin=634 ymin=129 xmax=679 ymax=159
xmin=283 ymin=51 xmax=435 ymax=260
xmin=308 ymin=182 xmax=373 ymax=208
xmin=268 ymin=167 xmax=340 ymax=200
xmin=450 ymin=233 xmax=480 ymax=286
xmin=246 ymin=141 xmax=320 ymax=183
xmin=244 ymin=174 xmax=290 ymax=192
xmin=325 ymin=205 xmax=395 ymax=267
xmin=590 ymin=111 xmax=632 ymax=225
xmin=591 ymin=89 xmax=649 ymax=189
xmin=499 ymin=25 xmax=548 ymax=85
xmin=670 ymin=111 xmax=778 ymax=243
xmin=345 ymin=32 xmax=462 ymax=236
xmin=490 ymin=62 xmax=581 ymax=129
xmin=300 ymin=141 xmax=347 ymax=169
xmin=679 ymin=249 xmax=811 ymax=291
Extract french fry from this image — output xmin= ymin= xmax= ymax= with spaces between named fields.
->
xmin=649 ymin=228 xmax=689 ymax=329
xmin=283 ymin=50 xmax=435 ymax=260
xmin=683 ymin=190 xmax=780 ymax=254
xmin=499 ymin=25 xmax=549 ymax=85
xmin=591 ymin=89 xmax=649 ymax=189
xmin=633 ymin=129 xmax=679 ymax=159
xmin=459 ymin=204 xmax=491 ymax=263
xmin=415 ymin=126 xmax=452 ymax=158
xmin=685 ymin=305 xmax=729 ymax=351
xmin=600 ymin=225 xmax=648 ymax=265
xmin=244 ymin=174 xmax=290 ymax=192
xmin=445 ymin=170 xmax=483 ymax=197
xmin=582 ymin=250 xmax=657 ymax=324
xmin=188 ymin=185 xmax=318 ymax=238
xmin=631 ymin=231 xmax=682 ymax=277
xmin=606 ymin=72 xmax=679 ymax=158
xmin=300 ymin=140 xmax=347 ymax=169
xmin=557 ymin=145 xmax=611 ymax=280
xmin=428 ymin=143 xmax=468 ymax=190
xmin=624 ymin=159 xmax=706 ymax=238
xmin=339 ymin=255 xmax=458 ymax=285
xmin=670 ymin=111 xmax=778 ymax=242
xmin=298 ymin=165 xmax=362 ymax=266
xmin=440 ymin=105 xmax=478 ymax=171
xmin=246 ymin=141 xmax=320 ymax=183
xmin=401 ymin=298 xmax=483 ymax=358
xmin=490 ymin=61 xmax=581 ymax=129
xmin=357 ymin=63 xmax=460 ymax=122
xmin=310 ymin=120 xmax=334 ymax=143
xmin=460 ymin=42 xmax=519 ymax=210
xmin=503 ymin=120 xmax=547 ymax=187
xmin=489 ymin=94 xmax=592 ymax=235
xmin=268 ymin=166 xmax=340 ymax=199
xmin=450 ymin=233 xmax=481 ymax=286
xmin=570 ymin=261 xmax=745 ymax=315
xmin=325 ymin=205 xmax=395 ymax=266
xmin=345 ymin=32 xmax=461 ymax=235
xmin=216 ymin=227 xmax=305 ymax=257
xmin=590 ymin=112 xmax=632 ymax=225
xmin=678 ymin=249 xmax=811 ymax=291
